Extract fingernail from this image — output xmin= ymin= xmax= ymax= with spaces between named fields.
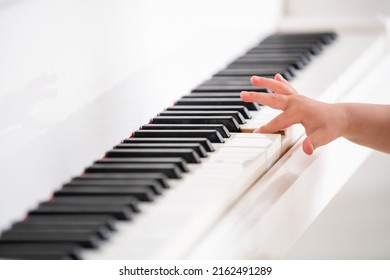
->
xmin=250 ymin=76 xmax=261 ymax=83
xmin=240 ymin=91 xmax=250 ymax=97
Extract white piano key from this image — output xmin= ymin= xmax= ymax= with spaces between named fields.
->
xmin=225 ymin=138 xmax=273 ymax=147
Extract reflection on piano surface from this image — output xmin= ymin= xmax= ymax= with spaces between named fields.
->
xmin=0 ymin=0 xmax=389 ymax=260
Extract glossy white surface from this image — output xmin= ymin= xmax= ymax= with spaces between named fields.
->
xmin=285 ymin=150 xmax=390 ymax=259
xmin=0 ymin=0 xmax=282 ymax=232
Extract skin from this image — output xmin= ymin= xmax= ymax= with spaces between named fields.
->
xmin=240 ymin=74 xmax=390 ymax=155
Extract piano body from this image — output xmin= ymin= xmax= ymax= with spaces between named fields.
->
xmin=0 ymin=0 xmax=389 ymax=259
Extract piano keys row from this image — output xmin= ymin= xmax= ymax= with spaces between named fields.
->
xmin=0 ymin=32 xmax=337 ymax=260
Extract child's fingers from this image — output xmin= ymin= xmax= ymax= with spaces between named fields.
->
xmin=274 ymin=73 xmax=298 ymax=95
xmin=240 ymin=91 xmax=288 ymax=110
xmin=256 ymin=111 xmax=298 ymax=134
xmin=274 ymin=73 xmax=289 ymax=85
xmin=250 ymin=75 xmax=294 ymax=95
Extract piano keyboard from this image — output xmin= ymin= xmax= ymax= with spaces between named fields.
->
xmin=0 ymin=32 xmax=337 ymax=260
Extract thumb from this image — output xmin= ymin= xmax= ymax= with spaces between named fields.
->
xmin=302 ymin=130 xmax=330 ymax=155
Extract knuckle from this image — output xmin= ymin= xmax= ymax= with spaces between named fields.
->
xmin=270 ymin=93 xmax=278 ymax=102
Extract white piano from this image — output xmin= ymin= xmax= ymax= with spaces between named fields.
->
xmin=0 ymin=0 xmax=389 ymax=259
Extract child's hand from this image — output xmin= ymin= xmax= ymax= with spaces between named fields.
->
xmin=240 ymin=74 xmax=349 ymax=155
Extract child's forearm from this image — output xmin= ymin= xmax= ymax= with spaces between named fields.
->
xmin=343 ymin=103 xmax=390 ymax=153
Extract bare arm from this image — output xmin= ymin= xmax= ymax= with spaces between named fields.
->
xmin=343 ymin=103 xmax=390 ymax=153
xmin=240 ymin=74 xmax=390 ymax=155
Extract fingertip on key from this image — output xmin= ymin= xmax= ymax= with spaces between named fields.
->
xmin=250 ymin=75 xmax=262 ymax=83
xmin=240 ymin=91 xmax=250 ymax=99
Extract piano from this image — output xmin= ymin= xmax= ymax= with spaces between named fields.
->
xmin=1 ymin=0 xmax=390 ymax=260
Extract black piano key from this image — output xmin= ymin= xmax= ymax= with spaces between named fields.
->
xmin=183 ymin=92 xmax=241 ymax=98
xmin=245 ymin=50 xmax=312 ymax=63
xmin=256 ymin=38 xmax=324 ymax=45
xmin=122 ymin=137 xmax=215 ymax=152
xmin=132 ymin=130 xmax=225 ymax=143
xmin=287 ymin=32 xmax=336 ymax=44
xmin=262 ymin=36 xmax=323 ymax=44
xmin=0 ymin=252 xmax=75 ymax=260
xmin=115 ymin=142 xmax=208 ymax=158
xmin=175 ymin=98 xmax=261 ymax=111
xmin=314 ymin=32 xmax=337 ymax=44
xmin=0 ymin=243 xmax=82 ymax=260
xmin=159 ymin=110 xmax=246 ymax=125
xmin=165 ymin=106 xmax=251 ymax=119
xmin=23 ymin=214 xmax=117 ymax=231
xmin=55 ymin=186 xmax=155 ymax=202
xmin=237 ymin=53 xmax=309 ymax=64
xmin=50 ymin=195 xmax=140 ymax=212
xmin=216 ymin=68 xmax=296 ymax=77
xmin=29 ymin=203 xmax=134 ymax=221
xmin=65 ymin=179 xmax=163 ymax=195
xmin=85 ymin=163 xmax=182 ymax=179
xmin=261 ymin=37 xmax=325 ymax=48
xmin=250 ymin=44 xmax=322 ymax=55
xmin=192 ymin=85 xmax=266 ymax=92
xmin=151 ymin=116 xmax=240 ymax=133
xmin=246 ymin=47 xmax=315 ymax=56
xmin=224 ymin=64 xmax=298 ymax=76
xmin=246 ymin=47 xmax=312 ymax=54
xmin=8 ymin=222 xmax=111 ymax=240
xmin=0 ymin=231 xmax=101 ymax=249
xmin=71 ymin=177 xmax=165 ymax=191
xmin=140 ymin=124 xmax=231 ymax=139
xmin=199 ymin=77 xmax=266 ymax=86
xmin=235 ymin=54 xmax=306 ymax=69
xmin=237 ymin=53 xmax=305 ymax=59
xmin=232 ymin=56 xmax=305 ymax=68
xmin=74 ymin=173 xmax=170 ymax=189
xmin=95 ymin=157 xmax=188 ymax=172
xmin=196 ymin=78 xmax=269 ymax=86
xmin=247 ymin=44 xmax=313 ymax=51
xmin=229 ymin=60 xmax=298 ymax=67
